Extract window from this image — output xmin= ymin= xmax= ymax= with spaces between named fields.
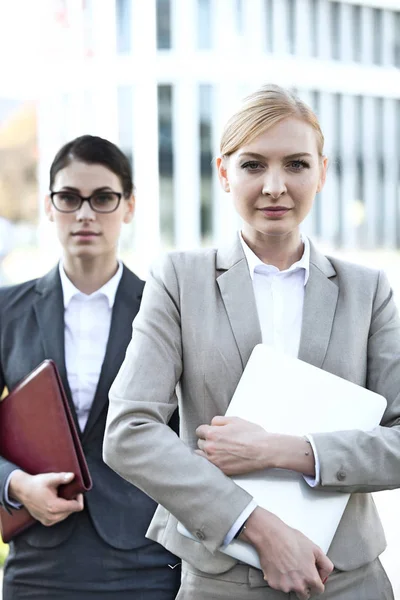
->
xmin=330 ymin=1 xmax=341 ymax=61
xmin=115 ymin=0 xmax=132 ymax=53
xmin=310 ymin=0 xmax=318 ymax=58
xmin=375 ymin=98 xmax=384 ymax=244
xmin=199 ymin=85 xmax=213 ymax=242
xmin=352 ymin=5 xmax=362 ymax=62
xmin=157 ymin=0 xmax=171 ymax=50
xmin=158 ymin=85 xmax=174 ymax=246
xmin=265 ymin=0 xmax=273 ymax=52
xmin=395 ymin=12 xmax=400 ymax=67
xmin=235 ymin=0 xmax=244 ymax=35
xmin=287 ymin=0 xmax=296 ymax=54
xmin=117 ymin=86 xmax=133 ymax=173
xmin=372 ymin=8 xmax=383 ymax=65
xmin=198 ymin=0 xmax=212 ymax=49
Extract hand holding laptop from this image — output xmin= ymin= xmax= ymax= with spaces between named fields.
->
xmin=196 ymin=415 xmax=316 ymax=477
xmin=179 ymin=344 xmax=386 ymax=588
xmin=239 ymin=506 xmax=333 ymax=599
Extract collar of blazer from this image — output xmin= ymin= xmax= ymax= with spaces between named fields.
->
xmin=33 ymin=263 xmax=144 ymax=439
xmin=215 ymin=236 xmax=338 ymax=371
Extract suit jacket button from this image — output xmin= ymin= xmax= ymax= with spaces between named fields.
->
xmin=195 ymin=530 xmax=205 ymax=541
xmin=336 ymin=470 xmax=346 ymax=481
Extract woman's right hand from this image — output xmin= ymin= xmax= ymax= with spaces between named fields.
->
xmin=8 ymin=470 xmax=84 ymax=526
xmin=240 ymin=507 xmax=334 ymax=599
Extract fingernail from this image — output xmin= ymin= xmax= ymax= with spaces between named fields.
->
xmin=64 ymin=473 xmax=73 ymax=480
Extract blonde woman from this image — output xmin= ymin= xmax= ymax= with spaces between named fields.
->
xmin=104 ymin=85 xmax=398 ymax=599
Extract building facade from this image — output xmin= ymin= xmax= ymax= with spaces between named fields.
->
xmin=36 ymin=0 xmax=400 ymax=273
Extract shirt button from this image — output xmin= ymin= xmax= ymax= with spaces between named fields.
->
xmin=336 ymin=470 xmax=346 ymax=482
xmin=195 ymin=530 xmax=205 ymax=541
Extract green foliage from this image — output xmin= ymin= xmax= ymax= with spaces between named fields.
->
xmin=0 ymin=538 xmax=8 ymax=566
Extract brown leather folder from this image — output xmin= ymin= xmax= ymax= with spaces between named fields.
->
xmin=0 ymin=360 xmax=92 ymax=542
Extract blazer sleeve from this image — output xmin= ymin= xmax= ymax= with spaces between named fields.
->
xmin=311 ymin=269 xmax=400 ymax=493
xmin=103 ymin=253 xmax=253 ymax=554
xmin=0 ymin=300 xmax=23 ymax=510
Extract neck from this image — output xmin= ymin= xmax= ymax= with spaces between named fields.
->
xmin=241 ymin=229 xmax=304 ymax=271
xmin=62 ymin=254 xmax=119 ymax=294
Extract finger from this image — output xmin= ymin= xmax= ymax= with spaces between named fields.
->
xmin=210 ymin=415 xmax=230 ymax=426
xmin=197 ymin=439 xmax=206 ymax=451
xmin=46 ymin=472 xmax=75 ymax=487
xmin=195 ymin=424 xmax=212 ymax=439
xmin=316 ymin=551 xmax=334 ymax=583
xmin=76 ymin=494 xmax=84 ymax=510
xmin=295 ymin=591 xmax=311 ymax=600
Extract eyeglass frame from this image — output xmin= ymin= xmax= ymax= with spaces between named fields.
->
xmin=49 ymin=191 xmax=123 ymax=214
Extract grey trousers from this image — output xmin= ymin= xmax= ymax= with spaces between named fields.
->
xmin=176 ymin=558 xmax=394 ymax=600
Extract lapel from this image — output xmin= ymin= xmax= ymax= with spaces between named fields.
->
xmin=298 ymin=241 xmax=338 ymax=367
xmin=82 ymin=266 xmax=144 ymax=440
xmin=216 ymin=237 xmax=262 ymax=369
xmin=33 ymin=265 xmax=81 ymax=435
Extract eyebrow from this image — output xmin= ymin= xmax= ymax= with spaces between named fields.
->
xmin=238 ymin=152 xmax=313 ymax=160
xmin=57 ymin=186 xmax=114 ymax=193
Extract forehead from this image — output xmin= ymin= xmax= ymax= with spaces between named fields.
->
xmin=236 ymin=117 xmax=319 ymax=158
xmin=53 ymin=160 xmax=121 ymax=192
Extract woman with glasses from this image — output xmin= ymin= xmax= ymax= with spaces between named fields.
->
xmin=0 ymin=135 xmax=180 ymax=599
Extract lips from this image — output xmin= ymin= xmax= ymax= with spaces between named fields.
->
xmin=258 ymin=206 xmax=292 ymax=218
xmin=71 ymin=231 xmax=101 ymax=237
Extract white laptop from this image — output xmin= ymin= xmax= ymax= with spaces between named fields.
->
xmin=177 ymin=344 xmax=387 ymax=569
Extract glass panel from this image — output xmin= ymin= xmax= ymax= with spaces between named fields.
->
xmin=116 ymin=0 xmax=132 ymax=54
xmin=372 ymin=8 xmax=383 ymax=65
xmin=375 ymin=98 xmax=384 ymax=244
xmin=199 ymin=85 xmax=213 ymax=243
xmin=395 ymin=12 xmax=400 ymax=68
xmin=158 ymin=85 xmax=175 ymax=246
xmin=352 ymin=5 xmax=362 ymax=62
xmin=117 ymin=86 xmax=133 ymax=174
xmin=265 ymin=0 xmax=273 ymax=52
xmin=198 ymin=0 xmax=212 ymax=49
xmin=287 ymin=0 xmax=296 ymax=54
xmin=310 ymin=0 xmax=318 ymax=58
xmin=235 ymin=0 xmax=244 ymax=35
xmin=330 ymin=1 xmax=340 ymax=61
xmin=334 ymin=94 xmax=343 ymax=245
xmin=157 ymin=0 xmax=171 ymax=50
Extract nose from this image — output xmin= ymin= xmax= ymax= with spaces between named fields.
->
xmin=262 ymin=169 xmax=287 ymax=199
xmin=76 ymin=200 xmax=95 ymax=221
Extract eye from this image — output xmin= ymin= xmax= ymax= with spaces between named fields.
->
xmin=241 ymin=161 xmax=263 ymax=171
xmin=93 ymin=193 xmax=116 ymax=204
xmin=288 ymin=160 xmax=310 ymax=171
xmin=57 ymin=193 xmax=80 ymax=204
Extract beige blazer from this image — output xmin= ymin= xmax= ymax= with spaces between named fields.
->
xmin=104 ymin=237 xmax=400 ymax=574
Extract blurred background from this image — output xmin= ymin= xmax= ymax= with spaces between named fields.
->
xmin=0 ymin=0 xmax=399 ymax=594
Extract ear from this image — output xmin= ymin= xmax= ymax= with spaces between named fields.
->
xmin=316 ymin=156 xmax=328 ymax=193
xmin=123 ymin=194 xmax=135 ymax=224
xmin=44 ymin=195 xmax=54 ymax=221
xmin=216 ymin=157 xmax=230 ymax=193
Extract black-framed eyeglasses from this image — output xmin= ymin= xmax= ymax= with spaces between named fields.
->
xmin=50 ymin=191 xmax=122 ymax=214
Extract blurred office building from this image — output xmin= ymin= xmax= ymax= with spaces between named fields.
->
xmin=33 ymin=0 xmax=400 ymax=265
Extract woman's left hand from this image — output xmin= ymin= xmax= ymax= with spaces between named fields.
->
xmin=195 ymin=416 xmax=274 ymax=475
xmin=196 ymin=416 xmax=316 ymax=477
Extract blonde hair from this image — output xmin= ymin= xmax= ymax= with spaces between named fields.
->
xmin=220 ymin=84 xmax=324 ymax=157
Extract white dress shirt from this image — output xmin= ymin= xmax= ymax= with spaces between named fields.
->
xmin=223 ymin=233 xmax=319 ymax=546
xmin=5 ymin=262 xmax=123 ymax=506
xmin=60 ymin=262 xmax=123 ymax=431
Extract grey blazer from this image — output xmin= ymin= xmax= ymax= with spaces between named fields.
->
xmin=104 ymin=237 xmax=400 ymax=575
